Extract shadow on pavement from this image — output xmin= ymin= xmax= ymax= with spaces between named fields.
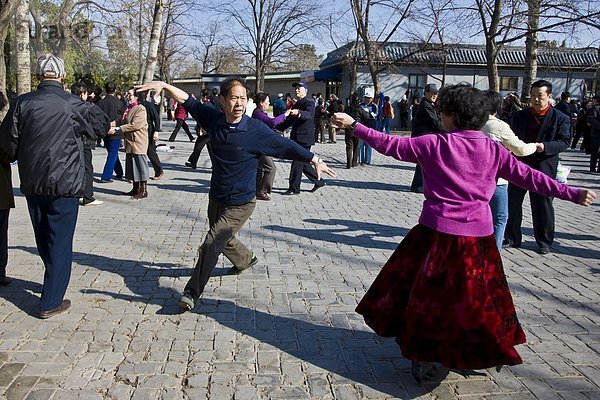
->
xmin=10 ymin=247 xmax=447 ymax=397
xmin=325 ymin=179 xmax=412 ymax=192
xmin=192 ymin=297 xmax=449 ymax=398
xmin=0 ymin=277 xmax=43 ymax=317
xmin=265 ymin=218 xmax=409 ymax=251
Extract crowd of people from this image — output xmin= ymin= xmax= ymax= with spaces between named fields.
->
xmin=0 ymin=53 xmax=598 ymax=385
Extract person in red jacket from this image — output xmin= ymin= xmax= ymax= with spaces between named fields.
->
xmin=168 ymin=102 xmax=194 ymax=142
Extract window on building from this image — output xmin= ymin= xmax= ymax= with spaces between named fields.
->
xmin=499 ymin=77 xmax=518 ymax=92
xmin=326 ymin=79 xmax=342 ymax=98
xmin=409 ymin=74 xmax=426 ymax=91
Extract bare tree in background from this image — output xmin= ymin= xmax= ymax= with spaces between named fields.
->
xmin=141 ymin=0 xmax=164 ymax=83
xmin=350 ymin=0 xmax=414 ymax=93
xmin=210 ymin=0 xmax=321 ymax=92
xmin=519 ymin=0 xmax=600 ymax=100
xmin=471 ymin=0 xmax=524 ymax=92
xmin=470 ymin=0 xmax=599 ymax=93
xmin=157 ymin=0 xmax=194 ymax=83
xmin=272 ymin=44 xmax=323 ymax=72
xmin=0 ymin=0 xmax=18 ymax=118
xmin=15 ymin=0 xmax=30 ymax=94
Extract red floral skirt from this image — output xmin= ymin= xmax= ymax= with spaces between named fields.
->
xmin=356 ymin=224 xmax=526 ymax=370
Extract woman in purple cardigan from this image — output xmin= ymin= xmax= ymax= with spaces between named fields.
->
xmin=251 ymin=92 xmax=290 ymax=200
xmin=330 ymin=84 xmax=596 ymax=383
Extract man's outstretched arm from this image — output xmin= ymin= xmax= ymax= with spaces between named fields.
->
xmin=135 ymin=82 xmax=189 ymax=104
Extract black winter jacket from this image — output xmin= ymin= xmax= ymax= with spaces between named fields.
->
xmin=81 ymin=101 xmax=110 ymax=149
xmin=411 ymin=98 xmax=443 ymax=137
xmin=277 ymin=97 xmax=315 ymax=146
xmin=0 ymin=80 xmax=93 ymax=197
xmin=510 ymin=106 xmax=571 ymax=177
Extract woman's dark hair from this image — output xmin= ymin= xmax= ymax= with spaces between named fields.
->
xmin=254 ymin=91 xmax=269 ymax=106
xmin=70 ymin=81 xmax=88 ymax=96
xmin=105 ymin=81 xmax=117 ymax=94
xmin=483 ymin=90 xmax=502 ymax=116
xmin=436 ymin=84 xmax=489 ymax=130
xmin=219 ymin=76 xmax=249 ymax=98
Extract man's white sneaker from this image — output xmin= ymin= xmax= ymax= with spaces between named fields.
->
xmin=83 ymin=199 xmax=104 ymax=206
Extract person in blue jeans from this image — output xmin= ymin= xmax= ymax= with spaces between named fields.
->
xmin=100 ymin=136 xmax=124 ymax=182
xmin=481 ymin=90 xmax=538 ymax=250
xmin=97 ymin=82 xmax=126 ymax=182
xmin=358 ymin=95 xmax=377 ymax=164
xmin=381 ymin=96 xmax=393 ymax=135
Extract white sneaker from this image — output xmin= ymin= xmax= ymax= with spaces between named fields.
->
xmin=83 ymin=199 xmax=104 ymax=206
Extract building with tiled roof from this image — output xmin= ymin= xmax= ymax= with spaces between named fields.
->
xmin=307 ymin=42 xmax=599 ymax=126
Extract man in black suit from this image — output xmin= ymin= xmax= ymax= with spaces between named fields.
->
xmin=278 ymin=82 xmax=324 ymax=195
xmin=504 ymin=80 xmax=571 ymax=254
xmin=410 ymin=83 xmax=443 ymax=193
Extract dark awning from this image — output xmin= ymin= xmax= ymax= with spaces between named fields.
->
xmin=314 ymin=66 xmax=341 ymax=81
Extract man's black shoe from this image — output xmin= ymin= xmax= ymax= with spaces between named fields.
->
xmin=502 ymin=240 xmax=520 ymax=249
xmin=537 ymin=247 xmax=550 ymax=255
xmin=283 ymin=189 xmax=300 ymax=195
xmin=0 ymin=277 xmax=12 ymax=286
xmin=310 ymin=182 xmax=326 ymax=193
xmin=185 ymin=162 xmax=197 ymax=169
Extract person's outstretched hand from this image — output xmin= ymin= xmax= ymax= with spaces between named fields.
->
xmin=135 ymin=81 xmax=167 ymax=93
xmin=579 ymin=189 xmax=596 ymax=206
xmin=330 ymin=112 xmax=356 ymax=129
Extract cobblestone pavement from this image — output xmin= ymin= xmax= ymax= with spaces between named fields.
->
xmin=0 ymin=121 xmax=599 ymax=399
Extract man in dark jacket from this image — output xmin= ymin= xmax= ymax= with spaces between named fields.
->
xmin=0 ymin=54 xmax=93 ymax=318
xmin=588 ymin=96 xmax=600 ymax=173
xmin=71 ymin=82 xmax=110 ymax=206
xmin=554 ymin=91 xmax=572 ymax=118
xmin=136 ymin=77 xmax=336 ymax=311
xmin=504 ymin=80 xmax=571 ymax=254
xmin=277 ymin=82 xmax=324 ymax=195
xmin=98 ymin=81 xmax=126 ymax=182
xmin=410 ymin=83 xmax=443 ymax=193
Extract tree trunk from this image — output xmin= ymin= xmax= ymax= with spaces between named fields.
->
xmin=0 ymin=0 xmax=18 ymax=119
xmin=595 ymin=45 xmax=600 ymax=97
xmin=142 ymin=0 xmax=164 ymax=84
xmin=15 ymin=0 xmax=30 ymax=95
xmin=364 ymin=41 xmax=380 ymax=94
xmin=137 ymin=0 xmax=144 ymax=81
xmin=522 ymin=0 xmax=540 ymax=101
xmin=485 ymin=41 xmax=499 ymax=92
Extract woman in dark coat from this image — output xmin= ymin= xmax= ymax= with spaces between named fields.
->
xmin=0 ymin=91 xmax=14 ymax=285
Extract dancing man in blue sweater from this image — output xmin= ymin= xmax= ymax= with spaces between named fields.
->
xmin=137 ymin=77 xmax=336 ymax=311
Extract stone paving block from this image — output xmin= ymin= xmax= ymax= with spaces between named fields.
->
xmin=137 ymin=374 xmax=181 ymax=389
xmin=480 ymin=394 xmax=536 ymax=400
xmin=0 ymin=362 xmax=24 ymax=387
xmin=26 ymin=388 xmax=56 ymax=400
xmin=268 ymin=385 xmax=310 ymax=399
xmin=4 ymin=376 xmax=38 ymax=399
xmin=452 ymin=380 xmax=504 ymax=396
xmin=520 ymin=378 xmax=563 ymax=399
xmin=206 ymin=383 xmax=235 ymax=399
xmin=487 ymin=369 xmax=527 ymax=392
xmin=544 ymin=377 xmax=598 ymax=392
xmin=556 ymin=391 xmax=592 ymax=400
xmin=130 ymin=388 xmax=159 ymax=400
